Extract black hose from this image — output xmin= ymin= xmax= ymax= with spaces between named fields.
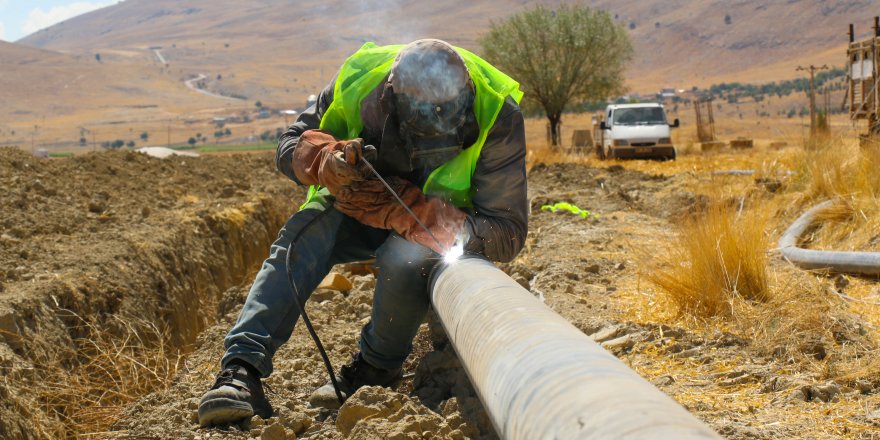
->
xmin=284 ymin=213 xmax=346 ymax=406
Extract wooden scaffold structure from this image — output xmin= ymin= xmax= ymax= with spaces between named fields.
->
xmin=847 ymin=17 xmax=880 ymax=140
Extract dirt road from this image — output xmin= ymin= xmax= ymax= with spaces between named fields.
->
xmin=184 ymin=74 xmax=245 ymax=101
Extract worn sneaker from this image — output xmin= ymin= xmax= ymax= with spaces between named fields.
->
xmin=198 ymin=362 xmax=273 ymax=427
xmin=309 ymin=353 xmax=403 ymax=409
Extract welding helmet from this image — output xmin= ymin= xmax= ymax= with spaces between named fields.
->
xmin=383 ymin=39 xmax=475 ymax=172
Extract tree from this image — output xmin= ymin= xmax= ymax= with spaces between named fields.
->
xmin=95 ymin=53 xmax=102 ymax=63
xmin=140 ymin=132 xmax=149 ymax=141
xmin=481 ymin=5 xmax=633 ymax=146
xmin=724 ymin=14 xmax=732 ymax=25
xmin=255 ymin=101 xmax=263 ymax=109
xmin=127 ymin=140 xmax=136 ymax=148
xmin=80 ymin=137 xmax=87 ymax=146
xmin=111 ymin=139 xmax=125 ymax=149
xmin=188 ymin=137 xmax=197 ymax=146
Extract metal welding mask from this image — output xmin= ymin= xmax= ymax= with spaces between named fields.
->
xmin=382 ymin=39 xmax=475 ymax=174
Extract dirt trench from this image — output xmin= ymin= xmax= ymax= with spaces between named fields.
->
xmin=0 ymin=149 xmax=301 ymax=438
xmin=106 ymin=161 xmax=704 ymax=440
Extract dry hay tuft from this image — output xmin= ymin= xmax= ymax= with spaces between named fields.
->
xmin=646 ymin=201 xmax=770 ymax=317
xmin=20 ymin=310 xmax=183 ymax=438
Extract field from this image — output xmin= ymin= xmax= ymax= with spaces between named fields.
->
xmin=1 ymin=109 xmax=878 ymax=438
xmin=2 ymin=2 xmax=879 ymax=437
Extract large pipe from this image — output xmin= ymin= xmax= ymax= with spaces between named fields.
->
xmin=779 ymin=200 xmax=880 ymax=275
xmin=429 ymin=257 xmax=720 ymax=439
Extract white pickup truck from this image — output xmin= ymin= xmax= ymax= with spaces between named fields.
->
xmin=596 ymin=103 xmax=679 ymax=160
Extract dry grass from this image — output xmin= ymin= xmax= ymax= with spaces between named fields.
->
xmin=22 ymin=310 xmax=183 ymax=438
xmin=646 ymin=202 xmax=770 ymax=317
xmin=789 ymin=137 xmax=880 ymax=253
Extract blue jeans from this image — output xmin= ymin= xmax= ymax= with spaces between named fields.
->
xmin=222 ymin=190 xmax=439 ymax=377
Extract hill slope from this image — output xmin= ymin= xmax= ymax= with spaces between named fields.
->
xmin=19 ymin=0 xmax=868 ymax=92
xmin=3 ymin=0 xmax=872 ymax=146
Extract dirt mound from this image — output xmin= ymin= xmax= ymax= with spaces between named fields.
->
xmin=0 ymin=148 xmax=301 ymax=438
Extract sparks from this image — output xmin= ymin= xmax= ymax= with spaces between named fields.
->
xmin=443 ymin=242 xmax=464 ymax=264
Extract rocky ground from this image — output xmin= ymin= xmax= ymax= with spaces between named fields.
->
xmin=2 ymin=148 xmax=878 ymax=439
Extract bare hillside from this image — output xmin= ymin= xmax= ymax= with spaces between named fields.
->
xmin=0 ymin=40 xmax=235 ymax=126
xmin=18 ymin=0 xmax=870 ymax=92
xmin=2 ymin=0 xmax=872 ymax=148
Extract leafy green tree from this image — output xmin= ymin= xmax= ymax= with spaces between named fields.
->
xmin=111 ymin=139 xmax=125 ymax=149
xmin=127 ymin=140 xmax=136 ymax=148
xmin=481 ymin=5 xmax=633 ymax=146
xmin=188 ymin=137 xmax=197 ymax=146
xmin=140 ymin=132 xmax=149 ymax=141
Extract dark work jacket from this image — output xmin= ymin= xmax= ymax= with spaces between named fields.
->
xmin=276 ymin=77 xmax=528 ymax=263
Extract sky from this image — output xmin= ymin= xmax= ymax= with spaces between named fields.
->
xmin=0 ymin=0 xmax=119 ymax=42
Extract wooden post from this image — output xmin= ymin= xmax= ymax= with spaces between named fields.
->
xmin=797 ymin=65 xmax=829 ymax=136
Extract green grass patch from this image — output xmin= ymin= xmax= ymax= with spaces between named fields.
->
xmin=49 ymin=152 xmax=75 ymax=158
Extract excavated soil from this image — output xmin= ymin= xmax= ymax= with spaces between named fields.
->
xmin=2 ymin=149 xmax=878 ymax=439
xmin=0 ymin=148 xmax=301 ymax=438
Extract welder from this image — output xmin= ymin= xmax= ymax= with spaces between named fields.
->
xmin=198 ymin=38 xmax=527 ymax=426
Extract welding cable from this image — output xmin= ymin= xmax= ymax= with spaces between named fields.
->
xmin=284 ymin=210 xmax=345 ymax=405
xmin=284 ymin=153 xmax=453 ymax=407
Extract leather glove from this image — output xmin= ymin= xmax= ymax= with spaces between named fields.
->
xmin=334 ymin=176 xmax=467 ymax=255
xmin=292 ymin=130 xmax=364 ymax=195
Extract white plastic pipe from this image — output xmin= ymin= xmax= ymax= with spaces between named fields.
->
xmin=430 ymin=257 xmax=721 ymax=440
xmin=780 ymin=200 xmax=880 ymax=275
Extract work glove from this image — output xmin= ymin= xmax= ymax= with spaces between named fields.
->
xmin=292 ymin=130 xmax=364 ymax=195
xmin=334 ymin=176 xmax=467 ymax=255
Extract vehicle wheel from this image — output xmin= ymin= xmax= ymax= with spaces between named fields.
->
xmin=668 ymin=150 xmax=677 ymax=161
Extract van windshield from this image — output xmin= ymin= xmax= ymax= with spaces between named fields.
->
xmin=613 ymin=107 xmax=667 ymax=126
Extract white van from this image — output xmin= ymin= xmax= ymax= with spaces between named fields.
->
xmin=596 ymin=103 xmax=679 ymax=160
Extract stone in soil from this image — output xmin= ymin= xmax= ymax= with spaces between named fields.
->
xmin=260 ymin=422 xmax=287 ymax=440
xmin=336 ymin=386 xmax=453 ymax=438
xmin=318 ymin=272 xmax=353 ymax=292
